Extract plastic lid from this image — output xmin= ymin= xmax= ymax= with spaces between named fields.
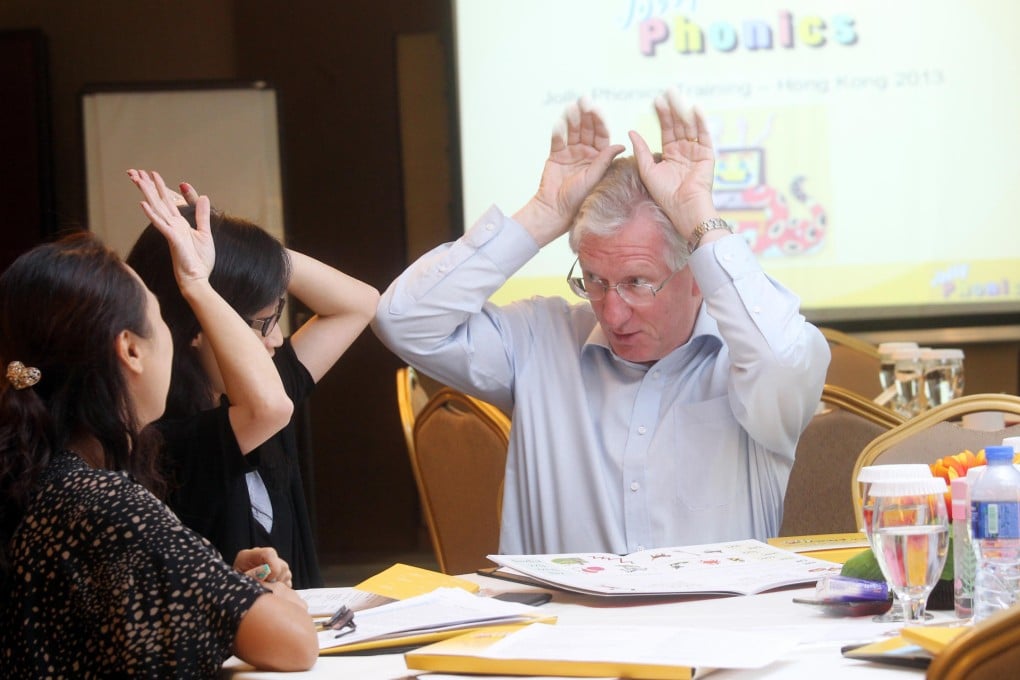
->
xmin=985 ymin=445 xmax=1014 ymax=462
xmin=878 ymin=342 xmax=918 ymax=356
xmin=1002 ymin=436 xmax=1020 ymax=452
xmin=921 ymin=348 xmax=965 ymax=361
xmin=868 ymin=477 xmax=948 ymax=497
xmin=891 ymin=348 xmax=921 ymax=361
xmin=857 ymin=464 xmax=933 ymax=483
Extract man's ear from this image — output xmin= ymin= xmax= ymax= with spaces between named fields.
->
xmin=116 ymin=330 xmax=145 ymax=376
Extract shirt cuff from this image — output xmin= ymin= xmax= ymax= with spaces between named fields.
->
xmin=688 ymin=233 xmax=761 ymax=298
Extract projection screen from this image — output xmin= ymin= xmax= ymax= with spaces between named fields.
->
xmin=451 ymin=0 xmax=1020 ymax=325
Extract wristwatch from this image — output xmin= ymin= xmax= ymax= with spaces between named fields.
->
xmin=687 ymin=217 xmax=733 ymax=254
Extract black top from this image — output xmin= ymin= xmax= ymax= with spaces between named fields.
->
xmin=157 ymin=339 xmax=323 ymax=588
xmin=0 ymin=451 xmax=266 ymax=678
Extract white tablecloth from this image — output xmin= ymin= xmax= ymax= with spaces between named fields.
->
xmin=221 ymin=572 xmax=957 ymax=679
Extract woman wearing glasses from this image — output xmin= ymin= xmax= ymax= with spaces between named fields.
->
xmin=0 ymin=181 xmax=317 ymax=674
xmin=126 ymin=170 xmax=379 ymax=589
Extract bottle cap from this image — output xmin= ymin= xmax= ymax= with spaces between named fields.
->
xmin=985 ymin=445 xmax=1014 ymax=462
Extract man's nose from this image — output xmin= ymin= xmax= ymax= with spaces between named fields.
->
xmin=599 ymin=287 xmax=632 ymax=326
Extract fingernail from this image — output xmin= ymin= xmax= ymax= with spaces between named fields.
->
xmin=252 ymin=563 xmax=271 ymax=580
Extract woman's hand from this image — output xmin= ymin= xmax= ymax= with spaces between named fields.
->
xmin=127 ymin=169 xmax=214 ymax=288
xmin=234 ymin=546 xmax=294 ymax=587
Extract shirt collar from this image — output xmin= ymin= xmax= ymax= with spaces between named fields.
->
xmin=581 ymin=301 xmax=723 ymax=367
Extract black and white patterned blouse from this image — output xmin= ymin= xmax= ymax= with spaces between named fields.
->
xmin=0 ymin=451 xmax=267 ymax=678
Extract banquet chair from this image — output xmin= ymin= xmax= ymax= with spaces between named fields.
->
xmin=850 ymin=393 xmax=1020 ymax=528
xmin=778 ymin=384 xmax=905 ymax=536
xmin=396 ymin=365 xmax=444 ymax=462
xmin=926 ymin=602 xmax=1020 ymax=680
xmin=819 ymin=327 xmax=884 ymax=399
xmin=411 ymin=386 xmax=511 ymax=575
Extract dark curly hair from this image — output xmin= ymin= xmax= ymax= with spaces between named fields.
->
xmin=0 ymin=232 xmax=165 ymax=576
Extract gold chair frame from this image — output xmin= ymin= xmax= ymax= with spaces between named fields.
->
xmin=819 ymin=383 xmax=903 ymax=428
xmin=819 ymin=327 xmax=881 ymax=359
xmin=819 ymin=327 xmax=883 ymax=399
xmin=927 ymin=603 xmax=1020 ymax=679
xmin=850 ymin=393 xmax=1020 ymax=529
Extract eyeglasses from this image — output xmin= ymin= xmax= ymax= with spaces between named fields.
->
xmin=566 ymin=258 xmax=678 ymax=307
xmin=244 ymin=297 xmax=286 ymax=337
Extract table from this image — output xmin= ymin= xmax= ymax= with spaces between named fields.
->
xmin=221 ymin=573 xmax=958 ymax=679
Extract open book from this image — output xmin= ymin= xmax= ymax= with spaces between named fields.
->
xmin=486 ymin=539 xmax=842 ymax=597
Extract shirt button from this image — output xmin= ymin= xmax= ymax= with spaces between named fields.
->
xmin=438 ymin=264 xmax=449 ymax=272
xmin=652 ymin=370 xmax=660 ymax=379
xmin=630 ymin=481 xmax=640 ymax=492
xmin=485 ymin=222 xmax=496 ymax=231
xmin=636 ymin=545 xmax=645 ymax=551
xmin=637 ymin=425 xmax=647 ymax=435
xmin=753 ymin=305 xmax=761 ymax=314
xmin=724 ymin=254 xmax=733 ymax=261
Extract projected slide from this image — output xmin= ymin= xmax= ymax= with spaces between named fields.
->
xmin=453 ymin=0 xmax=1019 ymax=322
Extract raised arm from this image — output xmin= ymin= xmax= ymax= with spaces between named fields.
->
xmin=128 ymin=170 xmax=293 ymax=454
xmin=286 ymin=250 xmax=380 ymax=382
xmin=513 ymin=97 xmax=625 ymax=246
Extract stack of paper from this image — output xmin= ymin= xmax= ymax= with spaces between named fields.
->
xmin=319 ymin=587 xmax=554 ymax=654
xmin=405 ymin=621 xmax=802 ymax=678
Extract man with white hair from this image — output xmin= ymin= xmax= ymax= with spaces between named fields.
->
xmin=373 ymin=90 xmax=829 ymax=555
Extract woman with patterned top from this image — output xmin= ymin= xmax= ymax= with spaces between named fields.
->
xmin=0 ymin=175 xmax=317 ymax=677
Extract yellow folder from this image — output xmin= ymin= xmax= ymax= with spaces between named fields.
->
xmin=767 ymin=532 xmax=870 ymax=564
xmin=354 ymin=562 xmax=480 ymax=599
xmin=405 ymin=624 xmax=694 ymax=679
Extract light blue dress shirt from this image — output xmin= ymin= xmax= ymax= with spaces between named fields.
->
xmin=374 ymin=205 xmax=830 ymax=555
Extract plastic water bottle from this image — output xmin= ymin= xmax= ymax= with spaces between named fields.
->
xmin=970 ymin=445 xmax=1020 ymax=622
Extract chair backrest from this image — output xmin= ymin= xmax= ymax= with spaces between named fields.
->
xmin=779 ymin=385 xmax=905 ymax=536
xmin=819 ymin=327 xmax=883 ymax=399
xmin=411 ymin=386 xmax=511 ymax=574
xmin=396 ymin=366 xmax=436 ymax=462
xmin=927 ymin=603 xmax=1020 ymax=680
xmin=850 ymin=393 xmax=1020 ymax=528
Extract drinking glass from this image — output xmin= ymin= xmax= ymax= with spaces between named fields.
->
xmin=922 ymin=348 xmax=965 ymax=408
xmin=878 ymin=342 xmax=919 ymax=393
xmin=856 ymin=464 xmax=934 ymax=622
xmin=869 ymin=478 xmax=950 ymax=623
xmin=891 ymin=347 xmax=926 ymax=417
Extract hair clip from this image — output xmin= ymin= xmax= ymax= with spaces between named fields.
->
xmin=323 ymin=605 xmax=357 ymax=639
xmin=6 ymin=361 xmax=41 ymax=390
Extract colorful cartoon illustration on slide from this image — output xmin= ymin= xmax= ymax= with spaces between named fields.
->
xmin=733 ymin=175 xmax=827 ymax=257
xmin=709 ymin=112 xmax=830 ymax=258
